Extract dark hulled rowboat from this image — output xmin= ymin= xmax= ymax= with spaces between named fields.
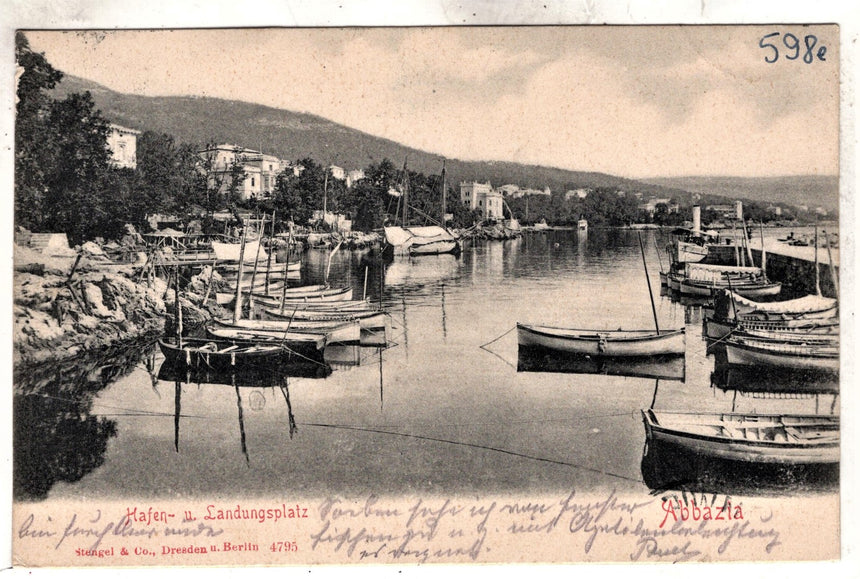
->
xmin=642 ymin=409 xmax=839 ymax=465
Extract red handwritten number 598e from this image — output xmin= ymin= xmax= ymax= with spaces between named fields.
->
xmin=760 ymin=32 xmax=827 ymax=64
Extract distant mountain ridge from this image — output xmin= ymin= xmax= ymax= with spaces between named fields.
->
xmin=642 ymin=175 xmax=839 ymax=213
xmin=51 ymin=74 xmax=837 ymax=212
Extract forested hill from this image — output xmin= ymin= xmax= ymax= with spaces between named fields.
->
xmin=51 ymin=74 xmax=694 ymax=199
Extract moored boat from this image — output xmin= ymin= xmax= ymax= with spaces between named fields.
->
xmin=261 ymin=307 xmax=388 ymax=331
xmin=703 ymin=315 xmax=839 ymax=340
xmin=679 ymin=278 xmax=782 ymax=299
xmin=716 ymin=290 xmax=837 ymax=321
xmin=206 ymin=318 xmax=360 ymax=345
xmin=385 ymin=225 xmax=460 ymax=256
xmin=217 ymin=285 xmax=354 ymax=306
xmin=409 ymin=237 xmax=461 ymax=256
xmin=516 ymin=323 xmax=685 ymax=357
xmin=219 ymin=259 xmax=301 ymax=273
xmin=157 ymin=336 xmax=316 ymax=370
xmin=641 ymin=409 xmax=839 ymax=465
xmin=724 ymin=336 xmax=839 ymax=372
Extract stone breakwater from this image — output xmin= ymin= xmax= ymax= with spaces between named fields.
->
xmin=13 ymin=255 xmax=168 ymax=369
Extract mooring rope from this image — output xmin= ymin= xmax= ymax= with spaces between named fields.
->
xmin=478 ymin=325 xmax=518 ymax=369
xmin=300 ymin=421 xmax=642 ymax=484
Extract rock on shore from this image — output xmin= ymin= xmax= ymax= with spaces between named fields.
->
xmin=13 ymin=245 xmax=168 ymax=368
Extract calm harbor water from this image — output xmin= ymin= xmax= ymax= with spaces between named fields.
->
xmin=14 ymin=229 xmax=839 ymax=502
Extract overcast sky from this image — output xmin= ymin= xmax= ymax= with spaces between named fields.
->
xmin=26 ymin=26 xmax=839 ymax=179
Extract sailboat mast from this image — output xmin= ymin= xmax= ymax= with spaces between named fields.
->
xmin=323 ymin=170 xmax=328 ymax=217
xmin=814 ymin=224 xmax=821 ymax=295
xmin=824 ymin=229 xmax=838 ymax=299
xmin=637 ymin=233 xmax=660 ymax=334
xmin=233 ymin=225 xmax=248 ymax=324
xmin=401 ymin=156 xmax=409 ymax=226
xmin=441 ymin=160 xmax=447 ymax=227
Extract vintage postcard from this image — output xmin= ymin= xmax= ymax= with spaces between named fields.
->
xmin=8 ymin=20 xmax=849 ymax=570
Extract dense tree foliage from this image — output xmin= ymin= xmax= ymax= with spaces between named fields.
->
xmin=15 ymin=33 xmax=819 ymax=245
xmin=15 ymin=32 xmax=64 ymax=231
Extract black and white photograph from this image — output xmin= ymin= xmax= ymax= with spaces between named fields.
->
xmin=6 ymin=7 xmax=854 ymax=568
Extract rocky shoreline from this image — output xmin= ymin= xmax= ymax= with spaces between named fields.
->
xmin=13 ymin=246 xmax=169 ymax=371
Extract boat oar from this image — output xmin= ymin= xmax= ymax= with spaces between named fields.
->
xmin=637 ymin=232 xmax=660 ymax=335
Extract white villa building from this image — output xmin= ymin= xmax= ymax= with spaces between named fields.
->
xmin=107 ymin=124 xmax=141 ymax=169
xmin=199 ymin=144 xmax=284 ymax=200
xmin=460 ymin=181 xmax=504 ymax=220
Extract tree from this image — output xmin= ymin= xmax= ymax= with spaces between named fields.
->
xmin=15 ymin=31 xmax=63 ymax=230
xmin=40 ymin=91 xmax=115 ymax=244
xmin=134 ymin=131 xmax=207 ymax=221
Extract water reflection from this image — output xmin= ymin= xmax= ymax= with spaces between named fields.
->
xmin=158 ymin=366 xmax=309 ymax=461
xmin=15 ymin=230 xmax=841 ymax=501
xmin=517 ymin=347 xmax=686 ymax=382
xmin=711 ymin=363 xmax=840 ymax=395
xmin=640 ymin=437 xmax=839 ymax=495
xmin=13 ymin=342 xmax=154 ymax=501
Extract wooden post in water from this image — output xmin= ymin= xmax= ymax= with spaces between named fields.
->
xmin=637 ymin=232 xmax=660 ymax=334
xmin=174 ymin=267 xmax=183 ymax=348
xmin=265 ymin=211 xmax=276 ymax=293
xmin=279 ymin=245 xmax=290 ymax=315
xmin=248 ymin=213 xmax=266 ymax=297
xmin=741 ymin=216 xmax=754 ymax=267
xmin=233 ymin=226 xmax=248 ymax=324
xmin=814 ymin=225 xmax=821 ymax=296
xmin=174 ymin=379 xmax=181 ymax=453
xmin=363 ymin=266 xmax=369 ymax=301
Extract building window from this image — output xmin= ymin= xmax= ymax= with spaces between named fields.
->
xmin=251 ymin=177 xmax=255 ymax=187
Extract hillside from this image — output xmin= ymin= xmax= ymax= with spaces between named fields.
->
xmin=51 ymin=75 xmax=838 ymax=213
xmin=642 ymin=175 xmax=839 ymax=213
xmin=51 ymin=74 xmax=695 ymax=200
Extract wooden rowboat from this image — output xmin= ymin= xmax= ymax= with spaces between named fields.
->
xmin=157 ymin=336 xmax=319 ymax=370
xmin=219 ymin=260 xmax=301 ymax=273
xmin=261 ymin=307 xmax=388 ymax=331
xmin=217 ymin=285 xmax=354 ymax=306
xmin=703 ymin=315 xmax=840 ymax=340
xmin=642 ymin=409 xmax=839 ymax=465
xmin=724 ymin=336 xmax=839 ymax=372
xmin=516 ymin=323 xmax=685 ymax=357
xmin=253 ymin=299 xmax=375 ymax=312
xmin=206 ymin=318 xmax=360 ymax=345
xmin=680 ymin=278 xmax=782 ymax=299
xmin=409 ymin=239 xmax=461 ymax=256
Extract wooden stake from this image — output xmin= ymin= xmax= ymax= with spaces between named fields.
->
xmin=637 ymin=232 xmax=660 ymax=334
